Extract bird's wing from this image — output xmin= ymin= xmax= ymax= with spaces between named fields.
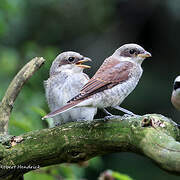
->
xmin=68 ymin=58 xmax=134 ymax=102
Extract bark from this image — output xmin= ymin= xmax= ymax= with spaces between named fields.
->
xmin=0 ymin=114 xmax=179 ymax=180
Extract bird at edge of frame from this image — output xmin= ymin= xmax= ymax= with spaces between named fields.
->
xmin=171 ymin=76 xmax=180 ymax=111
xmin=171 ymin=75 xmax=180 ymax=128
xmin=44 ymin=51 xmax=97 ymax=127
xmin=42 ymin=43 xmax=152 ymax=121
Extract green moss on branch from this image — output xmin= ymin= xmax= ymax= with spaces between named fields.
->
xmin=0 ymin=114 xmax=179 ymax=179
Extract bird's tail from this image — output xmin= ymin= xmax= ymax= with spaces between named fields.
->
xmin=42 ymin=100 xmax=81 ymax=119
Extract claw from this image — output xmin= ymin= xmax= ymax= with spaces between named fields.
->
xmin=104 ymin=115 xmax=122 ymax=120
xmin=122 ymin=114 xmax=140 ymax=118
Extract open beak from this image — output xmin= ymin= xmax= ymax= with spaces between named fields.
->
xmin=138 ymin=51 xmax=152 ymax=58
xmin=75 ymin=57 xmax=92 ymax=69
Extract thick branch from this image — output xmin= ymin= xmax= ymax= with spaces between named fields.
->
xmin=0 ymin=57 xmax=45 ymax=134
xmin=0 ymin=114 xmax=179 ymax=179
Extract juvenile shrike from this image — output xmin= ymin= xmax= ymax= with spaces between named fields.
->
xmin=44 ymin=51 xmax=97 ymax=126
xmin=171 ymin=76 xmax=180 ymax=111
xmin=43 ymin=44 xmax=151 ymax=119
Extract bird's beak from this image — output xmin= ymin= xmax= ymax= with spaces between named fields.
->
xmin=75 ymin=57 xmax=92 ymax=69
xmin=138 ymin=51 xmax=152 ymax=58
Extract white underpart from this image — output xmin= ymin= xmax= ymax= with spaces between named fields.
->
xmin=175 ymin=75 xmax=180 ymax=83
xmin=45 ymin=66 xmax=97 ymax=126
xmin=173 ymin=88 xmax=180 ymax=97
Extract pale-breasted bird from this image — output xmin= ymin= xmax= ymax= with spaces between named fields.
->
xmin=43 ymin=44 xmax=151 ymax=119
xmin=171 ymin=76 xmax=180 ymax=111
xmin=44 ymin=51 xmax=97 ymax=126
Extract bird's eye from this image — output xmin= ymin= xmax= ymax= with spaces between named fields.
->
xmin=129 ymin=49 xmax=136 ymax=54
xmin=68 ymin=57 xmax=75 ymax=62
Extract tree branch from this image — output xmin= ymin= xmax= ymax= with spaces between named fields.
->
xmin=0 ymin=114 xmax=179 ymax=179
xmin=0 ymin=57 xmax=45 ymax=134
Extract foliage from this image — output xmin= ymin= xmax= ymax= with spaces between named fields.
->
xmin=24 ymin=158 xmax=105 ymax=180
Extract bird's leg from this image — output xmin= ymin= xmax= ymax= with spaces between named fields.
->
xmin=54 ymin=122 xmax=62 ymax=126
xmin=103 ymin=108 xmax=113 ymax=116
xmin=103 ymin=108 xmax=122 ymax=120
xmin=113 ymin=106 xmax=138 ymax=117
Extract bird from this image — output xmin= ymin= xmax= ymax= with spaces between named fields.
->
xmin=44 ymin=51 xmax=97 ymax=126
xmin=42 ymin=43 xmax=151 ymax=120
xmin=171 ymin=75 xmax=180 ymax=111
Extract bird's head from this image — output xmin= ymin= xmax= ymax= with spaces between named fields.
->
xmin=173 ymin=76 xmax=180 ymax=95
xmin=113 ymin=43 xmax=152 ymax=64
xmin=171 ymin=76 xmax=180 ymax=111
xmin=50 ymin=51 xmax=91 ymax=76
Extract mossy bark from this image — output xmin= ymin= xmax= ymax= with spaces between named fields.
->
xmin=0 ymin=114 xmax=179 ymax=179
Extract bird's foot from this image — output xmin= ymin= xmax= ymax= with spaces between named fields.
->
xmin=102 ymin=108 xmax=113 ymax=116
xmin=112 ymin=106 xmax=137 ymax=116
xmin=54 ymin=122 xmax=62 ymax=126
xmin=76 ymin=117 xmax=88 ymax=122
xmin=104 ymin=115 xmax=122 ymax=120
xmin=122 ymin=113 xmax=141 ymax=119
xmin=104 ymin=113 xmax=141 ymax=121
xmin=76 ymin=118 xmax=93 ymax=125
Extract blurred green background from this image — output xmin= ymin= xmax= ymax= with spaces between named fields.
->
xmin=0 ymin=0 xmax=180 ymax=179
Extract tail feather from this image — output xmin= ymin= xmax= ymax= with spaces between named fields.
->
xmin=42 ymin=100 xmax=81 ymax=119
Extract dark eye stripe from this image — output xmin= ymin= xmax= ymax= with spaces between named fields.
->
xmin=120 ymin=48 xmax=139 ymax=57
xmin=174 ymin=82 xmax=180 ymax=90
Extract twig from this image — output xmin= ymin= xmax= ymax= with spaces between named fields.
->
xmin=0 ymin=57 xmax=45 ymax=134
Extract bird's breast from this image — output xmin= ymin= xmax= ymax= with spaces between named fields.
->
xmin=171 ymin=91 xmax=180 ymax=111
